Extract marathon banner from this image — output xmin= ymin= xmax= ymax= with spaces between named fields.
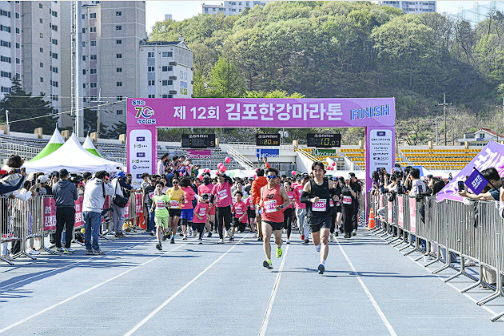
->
xmin=43 ymin=197 xmax=56 ymax=231
xmin=136 ymin=194 xmax=143 ymax=216
xmin=464 ymin=169 xmax=488 ymax=195
xmin=74 ymin=197 xmax=84 ymax=229
xmin=187 ymin=149 xmax=212 ymax=159
xmin=409 ymin=198 xmax=416 ymax=234
xmin=437 ymin=141 xmax=504 ymax=202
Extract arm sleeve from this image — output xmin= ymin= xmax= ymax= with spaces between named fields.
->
xmin=0 ymin=175 xmax=25 ymax=195
xmin=300 ymin=191 xmax=311 ymax=204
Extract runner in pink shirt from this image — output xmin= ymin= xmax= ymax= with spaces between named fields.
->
xmin=180 ymin=177 xmax=196 ymax=240
xmin=193 ymin=194 xmax=210 ymax=244
xmin=211 ymin=173 xmax=233 ymax=244
xmin=231 ymin=191 xmax=248 ymax=241
xmin=198 ymin=174 xmax=215 ymax=237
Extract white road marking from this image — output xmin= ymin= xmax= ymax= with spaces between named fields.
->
xmin=259 ymin=244 xmax=289 ymax=336
xmin=124 ymin=235 xmax=250 ymax=336
xmin=0 ymin=243 xmax=189 ymax=335
xmin=337 ymin=239 xmax=398 ymax=336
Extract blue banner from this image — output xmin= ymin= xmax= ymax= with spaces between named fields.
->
xmin=256 ymin=149 xmax=279 ymax=158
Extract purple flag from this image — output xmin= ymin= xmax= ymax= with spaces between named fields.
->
xmin=464 ymin=169 xmax=488 ymax=195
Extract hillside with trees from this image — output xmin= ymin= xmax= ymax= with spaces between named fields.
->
xmin=151 ymin=1 xmax=504 ymax=145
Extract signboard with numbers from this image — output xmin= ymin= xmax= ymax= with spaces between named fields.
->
xmin=181 ymin=134 xmax=216 ymax=148
xmin=306 ymin=133 xmax=341 ymax=148
xmin=256 ymin=133 xmax=281 ymax=146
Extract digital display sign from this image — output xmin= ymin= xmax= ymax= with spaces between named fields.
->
xmin=181 ymin=134 xmax=216 ymax=148
xmin=306 ymin=133 xmax=341 ymax=148
xmin=256 ymin=133 xmax=281 ymax=146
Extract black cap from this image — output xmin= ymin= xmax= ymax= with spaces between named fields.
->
xmin=59 ymin=168 xmax=69 ymax=177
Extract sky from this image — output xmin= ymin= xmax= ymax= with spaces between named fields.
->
xmin=145 ymin=1 xmax=493 ymax=34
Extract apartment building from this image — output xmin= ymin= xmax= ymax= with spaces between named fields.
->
xmin=380 ymin=1 xmax=437 ymax=14
xmin=202 ymin=1 xmax=269 ymax=16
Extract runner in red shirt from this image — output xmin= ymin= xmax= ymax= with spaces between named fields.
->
xmin=259 ymin=167 xmax=290 ymax=269
xmin=211 ymin=173 xmax=233 ymax=244
xmin=231 ymin=191 xmax=248 ymax=241
xmin=198 ymin=174 xmax=215 ymax=237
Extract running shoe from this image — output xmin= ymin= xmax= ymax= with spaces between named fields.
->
xmin=286 ymin=238 xmax=290 ymax=244
xmin=218 ymin=238 xmax=224 ymax=244
xmin=165 ymin=232 xmax=171 ymax=240
xmin=276 ymin=247 xmax=282 ymax=258
xmin=182 ymin=235 xmax=187 ymax=240
xmin=162 ymin=235 xmax=167 ymax=241
xmin=352 ymin=229 xmax=356 ymax=236
xmin=170 ymin=239 xmax=175 ymax=244
xmin=315 ymin=244 xmax=321 ymax=253
xmin=93 ymin=250 xmax=105 ymax=255
xmin=253 ymin=233 xmax=257 ymax=238
xmin=56 ymin=247 xmax=64 ymax=253
xmin=229 ymin=237 xmax=234 ymax=242
xmin=263 ymin=260 xmax=273 ymax=269
xmin=26 ymin=249 xmax=40 ymax=255
xmin=257 ymin=237 xmax=263 ymax=241
xmin=150 ymin=231 xmax=155 ymax=237
xmin=303 ymin=239 xmax=309 ymax=244
xmin=198 ymin=239 xmax=203 ymax=245
xmin=156 ymin=243 xmax=162 ymax=251
xmin=329 ymin=234 xmax=334 ymax=242
xmin=207 ymin=232 xmax=212 ymax=238
xmin=86 ymin=250 xmax=94 ymax=255
xmin=64 ymin=248 xmax=76 ymax=253
xmin=318 ymin=264 xmax=325 ymax=274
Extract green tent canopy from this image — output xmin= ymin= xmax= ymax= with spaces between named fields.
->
xmin=29 ymin=128 xmax=65 ymax=162
xmin=83 ymin=136 xmax=103 ymax=158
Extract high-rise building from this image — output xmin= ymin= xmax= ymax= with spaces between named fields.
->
xmin=452 ymin=1 xmax=504 ymax=25
xmin=380 ymin=1 xmax=437 ymax=14
xmin=202 ymin=1 xmax=269 ymax=16
xmin=0 ymin=1 xmax=21 ymax=97
xmin=139 ymin=35 xmax=193 ymax=99
xmin=78 ymin=1 xmax=146 ymax=133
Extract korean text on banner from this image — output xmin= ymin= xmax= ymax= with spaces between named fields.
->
xmin=464 ymin=169 xmax=489 ymax=195
xmin=74 ymin=196 xmax=84 ymax=229
xmin=409 ymin=198 xmax=416 ymax=234
xmin=43 ymin=197 xmax=56 ymax=231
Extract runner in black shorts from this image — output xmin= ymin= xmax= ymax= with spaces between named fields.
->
xmin=301 ymin=161 xmax=340 ymax=274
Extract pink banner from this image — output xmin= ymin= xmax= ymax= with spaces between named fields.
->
xmin=74 ymin=197 xmax=84 ymax=229
xmin=124 ymin=199 xmax=130 ymax=218
xmin=387 ymin=201 xmax=392 ymax=221
xmin=409 ymin=198 xmax=416 ymax=234
xmin=43 ymin=197 xmax=56 ymax=231
xmin=398 ymin=201 xmax=404 ymax=228
xmin=187 ymin=149 xmax=212 ymax=159
xmin=136 ymin=193 xmax=143 ymax=216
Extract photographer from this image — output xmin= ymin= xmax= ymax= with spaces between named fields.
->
xmin=52 ymin=169 xmax=79 ymax=253
xmin=82 ymin=171 xmax=114 ymax=255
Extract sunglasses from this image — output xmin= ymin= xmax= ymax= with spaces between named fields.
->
xmin=267 ymin=175 xmax=277 ymax=179
xmin=173 ymin=181 xmax=179 ymax=184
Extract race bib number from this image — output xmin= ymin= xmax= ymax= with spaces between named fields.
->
xmin=264 ymin=200 xmax=277 ymax=213
xmin=289 ymin=195 xmax=295 ymax=202
xmin=170 ymin=200 xmax=180 ymax=208
xmin=149 ymin=192 xmax=154 ymax=199
xmin=235 ymin=207 xmax=244 ymax=215
xmin=342 ymin=196 xmax=352 ymax=205
xmin=155 ymin=201 xmax=166 ymax=209
xmin=218 ymin=189 xmax=228 ymax=201
xmin=329 ymin=199 xmax=334 ymax=207
xmin=312 ymin=199 xmax=327 ymax=212
xmin=199 ymin=208 xmax=206 ymax=216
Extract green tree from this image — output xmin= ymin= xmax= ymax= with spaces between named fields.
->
xmin=0 ymin=78 xmax=57 ymax=134
xmin=207 ymin=56 xmax=245 ymax=97
xmin=101 ymin=121 xmax=126 ymax=139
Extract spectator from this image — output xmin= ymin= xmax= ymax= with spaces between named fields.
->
xmin=52 ymin=168 xmax=79 ymax=253
xmin=82 ymin=170 xmax=114 ymax=255
xmin=408 ymin=168 xmax=426 ymax=197
xmin=111 ymin=171 xmax=133 ymax=238
xmin=157 ymin=153 xmax=170 ymax=176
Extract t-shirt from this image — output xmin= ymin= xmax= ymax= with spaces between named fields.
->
xmin=151 ymin=194 xmax=171 ymax=217
xmin=261 ymin=184 xmax=284 ymax=223
xmin=181 ymin=186 xmax=196 ymax=209
xmin=409 ymin=179 xmax=426 ymax=197
xmin=166 ymin=187 xmax=184 ymax=209
xmin=489 ymin=188 xmax=500 ymax=201
xmin=232 ymin=201 xmax=248 ymax=223
xmin=193 ymin=202 xmax=209 ymax=223
xmin=285 ymin=191 xmax=297 ymax=210
xmin=294 ymin=184 xmax=306 ymax=209
xmin=143 ymin=185 xmax=155 ymax=205
xmin=212 ymin=181 xmax=232 ymax=208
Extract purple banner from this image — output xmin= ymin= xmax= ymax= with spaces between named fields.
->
xmin=187 ymin=149 xmax=212 ymax=159
xmin=127 ymin=98 xmax=395 ymax=128
xmin=464 ymin=169 xmax=488 ymax=195
xmin=437 ymin=141 xmax=504 ymax=202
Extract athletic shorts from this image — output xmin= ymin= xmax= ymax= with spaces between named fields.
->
xmin=247 ymin=208 xmax=256 ymax=218
xmin=154 ymin=216 xmax=169 ymax=229
xmin=262 ymin=220 xmax=283 ymax=231
xmin=180 ymin=208 xmax=194 ymax=221
xmin=308 ymin=215 xmax=332 ymax=233
xmin=335 ymin=206 xmax=342 ymax=213
xmin=233 ymin=217 xmax=246 ymax=228
xmin=168 ymin=209 xmax=181 ymax=217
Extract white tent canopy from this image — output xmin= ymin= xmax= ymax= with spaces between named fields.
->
xmin=23 ymin=133 xmax=124 ymax=174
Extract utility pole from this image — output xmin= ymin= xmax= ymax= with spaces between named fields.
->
xmin=432 ymin=117 xmax=441 ymax=146
xmin=90 ymin=88 xmax=106 ymax=138
xmin=436 ymin=93 xmax=451 ymax=146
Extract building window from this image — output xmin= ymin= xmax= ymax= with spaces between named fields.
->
xmin=90 ymin=68 xmax=97 ymax=74
xmin=52 ymin=67 xmax=58 ymax=73
xmin=0 ymin=10 xmax=11 ymax=18
xmin=162 ymin=80 xmax=173 ymax=86
xmin=15 ymin=13 xmax=19 ymax=19
xmin=15 ymin=43 xmax=19 ymax=49
xmin=90 ymin=13 xmax=96 ymax=19
xmin=51 ymin=25 xmax=57 ymax=31
xmin=40 ymin=47 xmax=43 ymax=52
xmin=40 ymin=62 xmax=43 ymax=67
xmin=82 ymin=14 xmax=86 ymax=19
xmin=90 ymin=27 xmax=96 ymax=32
xmin=117 ymin=95 xmax=123 ymax=101
xmin=162 ymin=66 xmax=173 ymax=72
xmin=116 ymin=39 xmax=122 ymax=44
xmin=0 ymin=71 xmax=11 ymax=78
xmin=0 ymin=25 xmax=11 ymax=33
xmin=116 ymin=110 xmax=123 ymax=115
xmin=148 ymin=66 xmax=155 ymax=72
xmin=1 ymin=87 xmax=10 ymax=93
xmin=52 ymin=81 xmax=58 ymax=87
xmin=52 ymin=53 xmax=58 ymax=59
xmin=40 ymin=18 xmax=43 ymax=24
xmin=82 ymin=83 xmax=86 ymax=88
xmin=148 ymin=80 xmax=155 ymax=86
xmin=15 ymin=58 xmax=19 ymax=64
xmin=147 ymin=52 xmax=155 ymax=58
xmin=90 ymin=83 xmax=97 ymax=88
xmin=116 ymin=25 xmax=122 ymax=31
xmin=90 ymin=55 xmax=97 ymax=60
xmin=40 ymin=33 xmax=43 ymax=38
xmin=82 ymin=69 xmax=86 ymax=75
xmin=116 ymin=67 xmax=122 ymax=73
xmin=52 ymin=39 xmax=58 ymax=45
xmin=82 ymin=55 xmax=86 ymax=61
xmin=51 ymin=10 xmax=57 ymax=17
xmin=116 ymin=11 xmax=122 ymax=16
xmin=39 ymin=3 xmax=43 ymax=9
xmin=162 ymin=94 xmax=168 ymax=98
xmin=0 ymin=40 xmax=11 ymax=48
xmin=162 ymin=51 xmax=172 ymax=57
xmin=116 ymin=82 xmax=122 ymax=87
xmin=82 ymin=28 xmax=86 ymax=33
xmin=0 ymin=56 xmax=11 ymax=63
xmin=90 ymin=40 xmax=97 ymax=47
xmin=15 ymin=27 xmax=19 ymax=34
xmin=40 ymin=77 xmax=43 ymax=82
xmin=116 ymin=53 xmax=122 ymax=58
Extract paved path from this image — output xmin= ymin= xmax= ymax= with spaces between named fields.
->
xmin=1 ymin=228 xmax=504 ymax=335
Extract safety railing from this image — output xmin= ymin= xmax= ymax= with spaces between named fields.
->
xmin=1 ymin=191 xmax=143 ymax=265
xmin=369 ymin=193 xmax=504 ymax=321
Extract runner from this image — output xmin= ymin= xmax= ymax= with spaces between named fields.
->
xmin=283 ymin=180 xmax=297 ymax=244
xmin=246 ymin=191 xmax=257 ymax=237
xmin=231 ymin=191 xmax=248 ymax=241
xmin=198 ymin=174 xmax=215 ymax=237
xmin=166 ymin=178 xmax=185 ymax=244
xmin=251 ymin=168 xmax=267 ymax=241
xmin=340 ymin=177 xmax=357 ymax=238
xmin=329 ymin=177 xmax=342 ymax=242
xmin=179 ymin=177 xmax=196 ymax=240
xmin=260 ymin=167 xmax=290 ymax=270
xmin=301 ymin=162 xmax=340 ymax=274
xmin=211 ymin=173 xmax=233 ymax=244
xmin=193 ymin=194 xmax=210 ymax=244
xmin=294 ymin=175 xmax=310 ymax=243
xmin=150 ymin=182 xmax=171 ymax=251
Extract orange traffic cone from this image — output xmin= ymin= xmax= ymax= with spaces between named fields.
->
xmin=368 ymin=208 xmax=376 ymax=230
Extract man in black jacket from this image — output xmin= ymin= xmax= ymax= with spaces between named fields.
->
xmin=52 ymin=169 xmax=79 ymax=253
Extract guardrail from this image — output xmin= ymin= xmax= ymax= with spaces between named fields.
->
xmin=369 ymin=193 xmax=504 ymax=321
xmin=226 ymin=145 xmax=255 ymax=170
xmin=1 ymin=192 xmax=143 ymax=265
